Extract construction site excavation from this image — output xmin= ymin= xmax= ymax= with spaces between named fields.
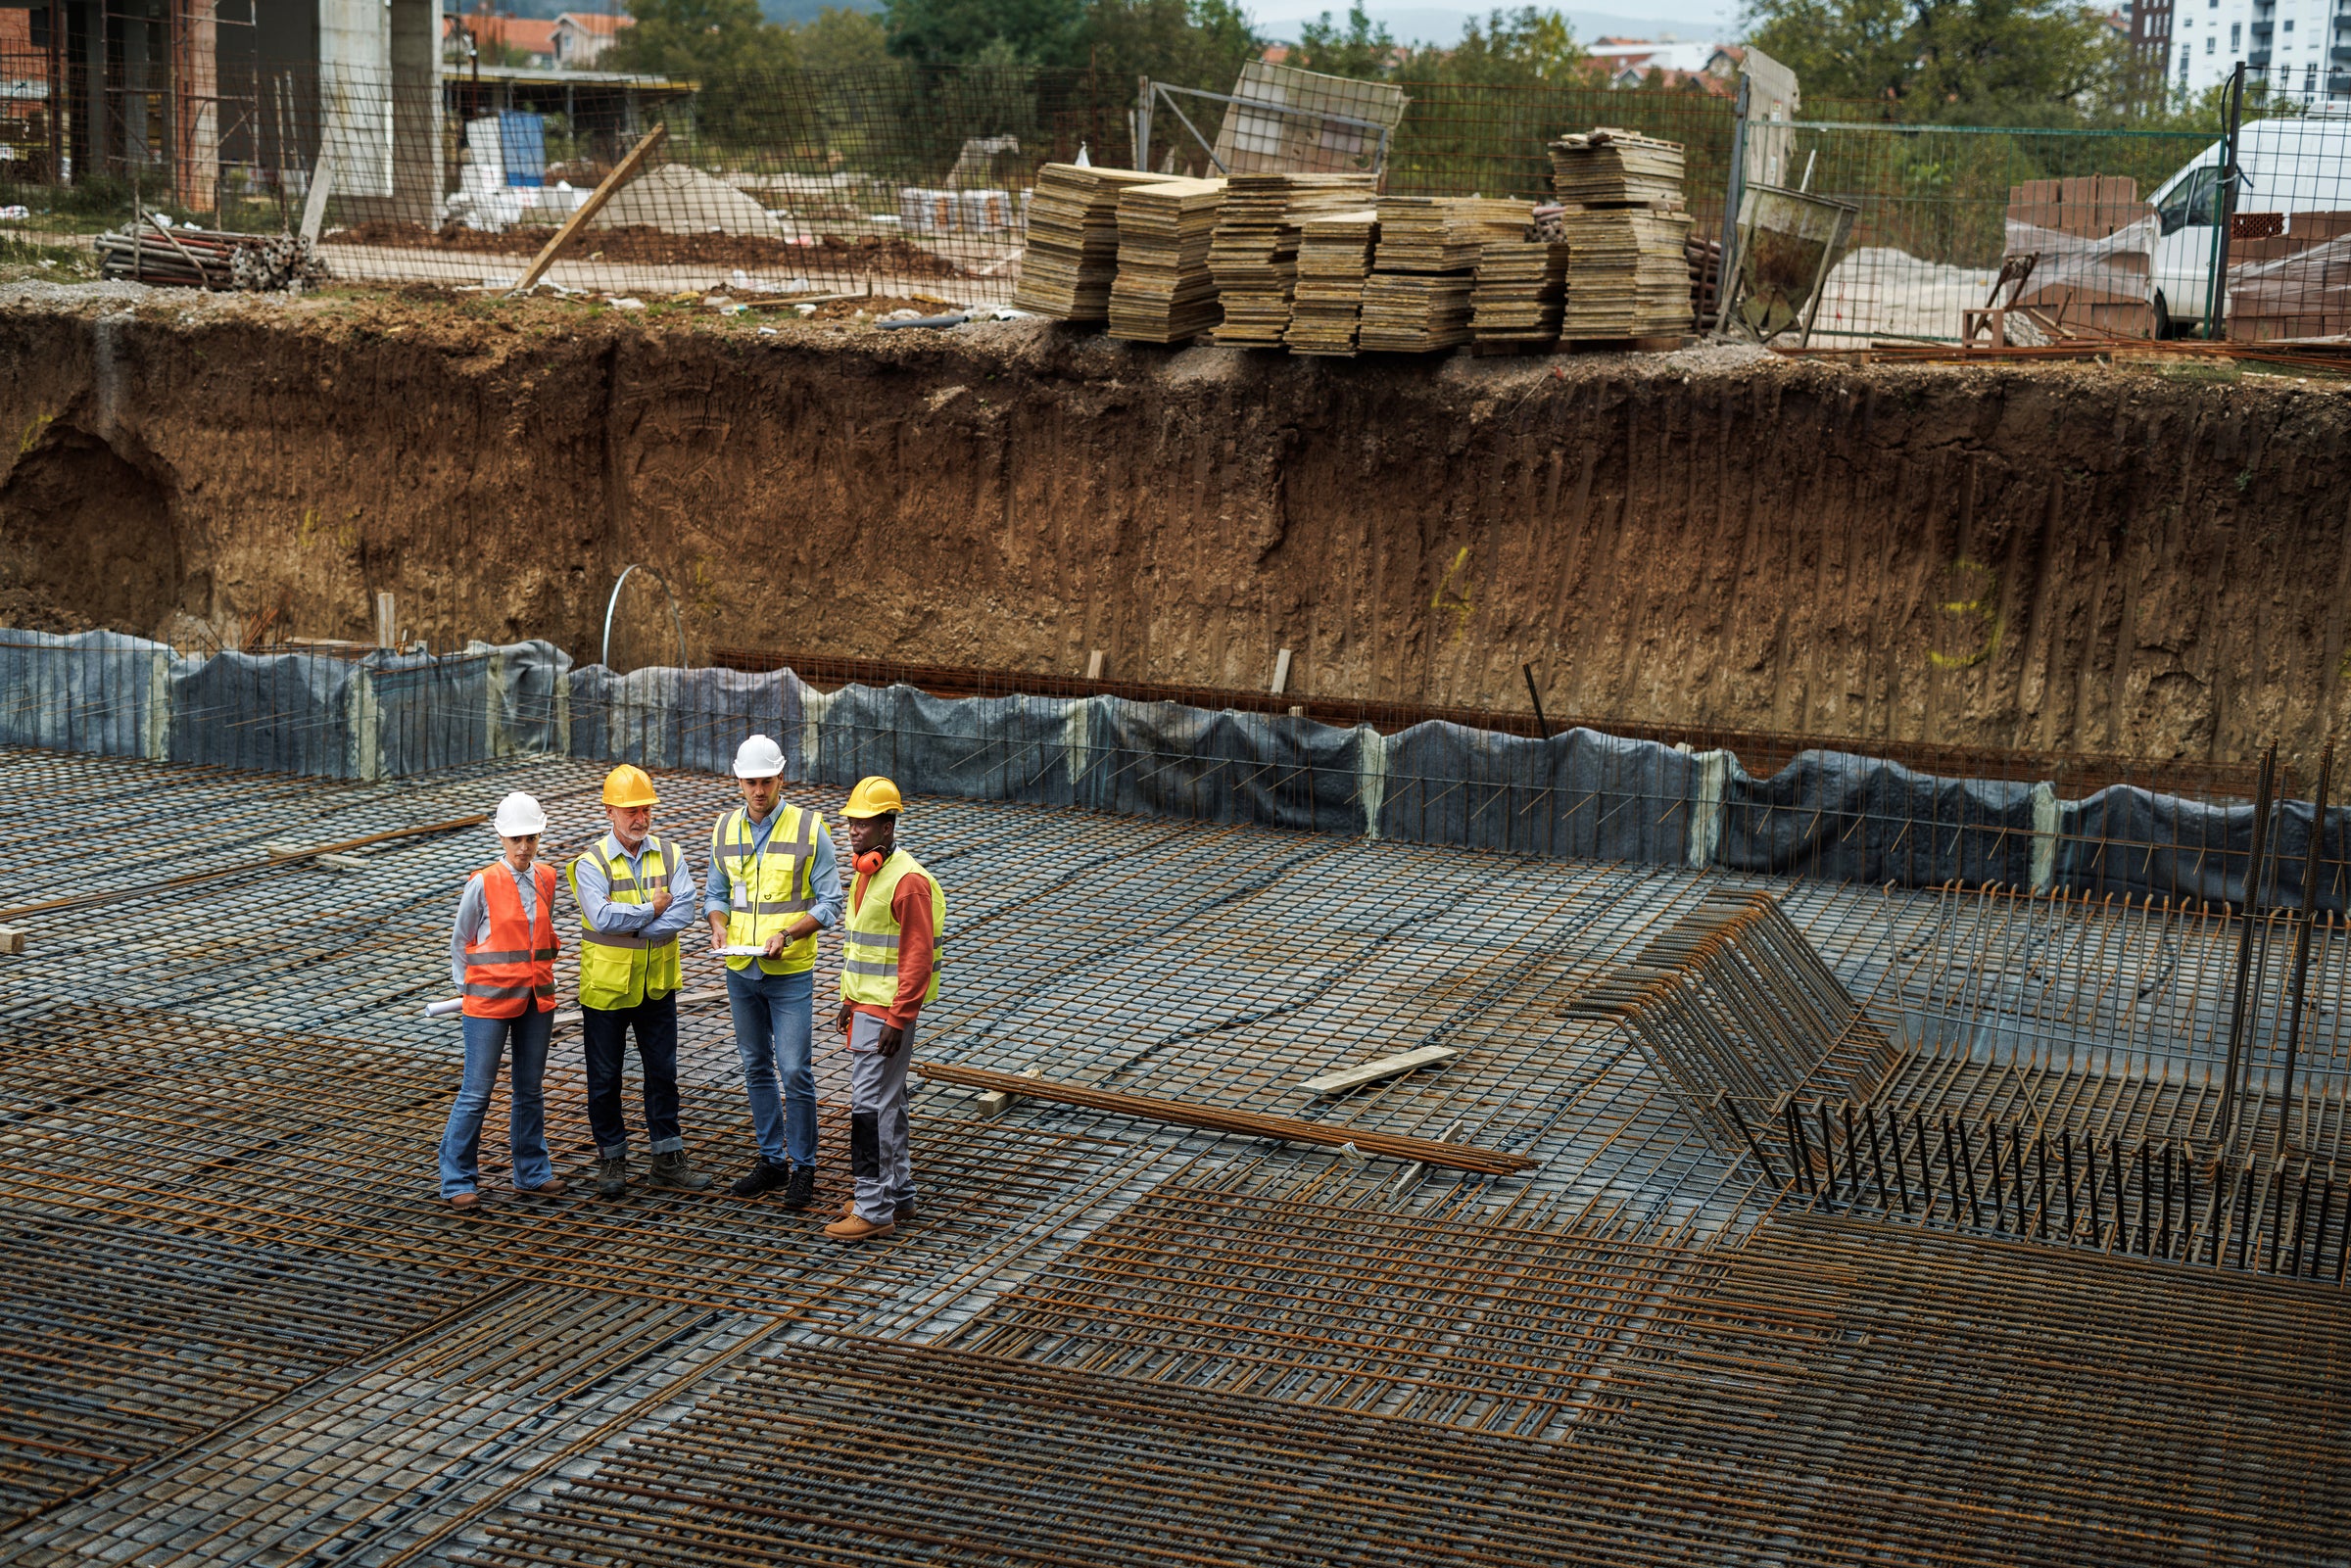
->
xmin=12 ymin=43 xmax=2351 ymax=1565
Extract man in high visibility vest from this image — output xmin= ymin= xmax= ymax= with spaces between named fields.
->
xmin=706 ymin=734 xmax=841 ymax=1209
xmin=570 ymin=764 xmax=710 ymax=1200
xmin=825 ymin=775 xmax=946 ymax=1244
xmin=438 ymin=791 xmax=564 ymax=1209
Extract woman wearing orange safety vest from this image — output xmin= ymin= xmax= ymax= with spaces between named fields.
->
xmin=437 ymin=791 xmax=565 ymax=1210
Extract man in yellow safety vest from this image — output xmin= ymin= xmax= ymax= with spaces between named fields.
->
xmin=707 ymin=734 xmax=841 ymax=1209
xmin=569 ymin=764 xmax=710 ymax=1200
xmin=825 ymin=775 xmax=947 ymax=1244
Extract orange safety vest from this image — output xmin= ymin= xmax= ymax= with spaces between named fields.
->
xmin=461 ymin=861 xmax=559 ymax=1019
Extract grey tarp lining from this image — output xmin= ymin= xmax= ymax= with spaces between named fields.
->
xmin=3 ymin=628 xmax=2342 ymax=907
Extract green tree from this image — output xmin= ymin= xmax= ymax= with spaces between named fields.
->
xmin=609 ymin=0 xmax=801 ymax=142
xmin=1741 ymin=0 xmax=2124 ymax=121
xmin=1286 ymin=3 xmax=1398 ymax=77
xmin=1397 ymin=7 xmax=1586 ymax=84
xmin=793 ymin=4 xmax=895 ymax=68
xmin=881 ymin=0 xmax=1088 ymax=64
xmin=1082 ymin=0 xmax=1260 ymax=89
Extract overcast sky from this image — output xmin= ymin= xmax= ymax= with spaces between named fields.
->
xmin=1247 ymin=2 xmax=1743 ymax=45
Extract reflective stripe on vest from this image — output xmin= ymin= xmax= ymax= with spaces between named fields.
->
xmin=462 ymin=862 xmax=558 ymax=1019
xmin=570 ymin=834 xmax=683 ymax=1011
xmin=840 ymin=848 xmax=946 ymax=1009
xmin=715 ymin=805 xmax=823 ymax=975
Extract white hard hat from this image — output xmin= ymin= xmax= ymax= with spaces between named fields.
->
xmin=493 ymin=791 xmax=548 ymax=837
xmin=733 ymin=734 xmax=787 ymax=779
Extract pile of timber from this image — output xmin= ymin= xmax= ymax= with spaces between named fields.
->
xmin=1010 ymin=164 xmax=1176 ymax=321
xmin=1371 ymin=196 xmax=1535 ymax=271
xmin=1283 ymin=209 xmax=1378 ymax=356
xmin=1107 ymin=177 xmax=1227 ymax=343
xmin=1359 ymin=273 xmax=1480 ymax=352
xmin=1469 ymin=239 xmax=1571 ymax=348
xmin=1206 ymin=171 xmax=1378 ymax=346
xmin=1549 ymin=128 xmax=1693 ymax=341
xmin=96 ymin=223 xmax=329 ymax=291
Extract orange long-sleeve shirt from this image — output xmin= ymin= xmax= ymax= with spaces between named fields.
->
xmin=847 ymin=866 xmax=936 ymax=1031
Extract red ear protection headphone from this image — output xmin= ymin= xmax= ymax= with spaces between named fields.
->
xmin=854 ymin=848 xmax=888 ymax=876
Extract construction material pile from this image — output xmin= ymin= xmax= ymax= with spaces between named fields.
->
xmin=1283 ymin=210 xmax=1378 ymax=356
xmin=1359 ymin=196 xmax=1534 ymax=352
xmin=1469 ymin=240 xmax=1572 ymax=348
xmin=1011 ymin=164 xmax=1178 ymax=321
xmin=1206 ymin=172 xmax=1380 ymax=345
xmin=97 ymin=223 xmax=330 ymax=291
xmin=1549 ymin=129 xmax=1694 ymax=341
xmin=1107 ymin=177 xmax=1227 ymax=343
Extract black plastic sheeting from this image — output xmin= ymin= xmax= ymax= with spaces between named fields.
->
xmin=4 ymin=628 xmax=2345 ymax=909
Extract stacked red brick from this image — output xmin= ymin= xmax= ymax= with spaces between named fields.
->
xmin=2228 ymin=211 xmax=2351 ymax=343
xmin=2001 ymin=177 xmax=2156 ymax=340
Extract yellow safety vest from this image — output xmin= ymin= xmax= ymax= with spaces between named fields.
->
xmin=713 ymin=804 xmax=824 ymax=975
xmin=840 ymin=848 xmax=947 ymax=1009
xmin=568 ymin=834 xmax=685 ymax=1011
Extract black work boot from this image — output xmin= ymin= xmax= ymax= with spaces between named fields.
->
xmin=595 ymin=1156 xmax=628 ymax=1199
xmin=648 ymin=1150 xmax=712 ymax=1192
xmin=782 ymin=1163 xmax=818 ymax=1211
xmin=730 ymin=1158 xmax=792 ymax=1198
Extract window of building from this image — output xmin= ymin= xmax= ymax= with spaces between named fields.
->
xmin=2231 ymin=21 xmax=2241 ymax=41
xmin=2283 ymin=18 xmax=2294 ymax=29
xmin=2208 ymin=33 xmax=2217 ymax=48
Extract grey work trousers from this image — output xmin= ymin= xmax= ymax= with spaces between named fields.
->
xmin=847 ymin=1011 xmax=918 ymax=1224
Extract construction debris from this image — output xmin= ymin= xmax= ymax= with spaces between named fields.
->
xmin=96 ymin=223 xmax=330 ymax=291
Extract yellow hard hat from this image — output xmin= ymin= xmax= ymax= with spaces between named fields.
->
xmin=601 ymin=764 xmax=660 ymax=809
xmin=842 ymin=776 xmax=904 ymax=819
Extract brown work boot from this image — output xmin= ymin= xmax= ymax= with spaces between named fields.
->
xmin=447 ymin=1191 xmax=480 ymax=1210
xmin=840 ymin=1198 xmax=916 ymax=1222
xmin=517 ymin=1175 xmax=567 ymax=1197
xmin=823 ymin=1212 xmax=896 ymax=1243
xmin=647 ymin=1151 xmax=712 ymax=1192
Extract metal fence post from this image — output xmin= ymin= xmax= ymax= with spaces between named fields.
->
xmin=1135 ymin=74 xmax=1151 ymax=171
xmin=2205 ymin=60 xmax=2246 ymax=341
xmin=1714 ymin=75 xmax=1751 ymax=335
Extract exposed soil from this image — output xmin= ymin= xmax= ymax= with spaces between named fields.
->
xmin=2 ymin=283 xmax=2349 ymax=765
xmin=328 ymin=221 xmax=969 ymax=278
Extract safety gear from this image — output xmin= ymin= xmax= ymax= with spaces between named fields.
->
xmin=842 ymin=776 xmax=904 ymax=819
xmin=840 ymin=849 xmax=948 ymax=1010
xmin=461 ymin=862 xmax=559 ymax=1019
xmin=732 ymin=735 xmax=787 ymax=779
xmin=492 ymin=791 xmax=548 ymax=837
xmin=601 ymin=764 xmax=660 ymax=809
xmin=647 ymin=1151 xmax=711 ymax=1192
xmin=713 ymin=805 xmax=825 ymax=975
xmin=595 ymin=1156 xmax=629 ymax=1199
xmin=854 ymin=848 xmax=887 ymax=877
xmin=568 ymin=834 xmax=684 ymax=1010
xmin=822 ymin=1212 xmax=895 ymax=1243
xmin=841 ymin=1197 xmax=916 ymax=1222
xmin=730 ymin=1158 xmax=793 ymax=1198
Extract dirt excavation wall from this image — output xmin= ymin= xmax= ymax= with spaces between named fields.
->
xmin=3 ymin=296 xmax=2349 ymax=766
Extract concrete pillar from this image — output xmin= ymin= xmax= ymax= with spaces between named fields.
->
xmin=172 ymin=0 xmax=219 ymax=212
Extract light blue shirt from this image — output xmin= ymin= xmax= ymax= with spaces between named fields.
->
xmin=572 ymin=831 xmax=700 ymax=946
xmin=702 ymin=801 xmax=842 ymax=929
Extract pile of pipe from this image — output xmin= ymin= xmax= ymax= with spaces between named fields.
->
xmin=97 ymin=222 xmax=330 ymax=292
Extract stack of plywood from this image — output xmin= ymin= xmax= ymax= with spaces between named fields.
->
xmin=1469 ymin=239 xmax=1572 ymax=348
xmin=1207 ymin=171 xmax=1379 ymax=345
xmin=1358 ymin=273 xmax=1480 ymax=352
xmin=1010 ymin=164 xmax=1179 ymax=321
xmin=1371 ymin=197 xmax=1536 ymax=271
xmin=2227 ymin=210 xmax=2351 ymax=342
xmin=1549 ymin=127 xmax=1693 ymax=341
xmin=1283 ymin=209 xmax=1378 ymax=356
xmin=1107 ymin=176 xmax=1228 ymax=344
xmin=2001 ymin=176 xmax=2156 ymax=340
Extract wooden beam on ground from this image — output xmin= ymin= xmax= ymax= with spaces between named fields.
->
xmin=298 ymin=150 xmax=336 ymax=246
xmin=1297 ymin=1045 xmax=1461 ymax=1096
xmin=917 ymin=1062 xmax=1535 ymax=1175
xmin=510 ymin=122 xmax=668 ymax=295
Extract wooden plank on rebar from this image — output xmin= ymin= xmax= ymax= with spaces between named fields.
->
xmin=1297 ymin=1045 xmax=1460 ymax=1095
xmin=917 ymin=1063 xmax=1535 ymax=1173
xmin=510 ymin=123 xmax=668 ymax=295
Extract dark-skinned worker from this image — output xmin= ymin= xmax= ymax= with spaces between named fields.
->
xmin=706 ymin=734 xmax=841 ymax=1210
xmin=438 ymin=791 xmax=564 ymax=1209
xmin=570 ymin=764 xmax=711 ymax=1200
xmin=825 ymin=776 xmax=948 ymax=1244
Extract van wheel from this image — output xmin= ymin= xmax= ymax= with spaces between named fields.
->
xmin=2151 ymin=292 xmax=2174 ymax=340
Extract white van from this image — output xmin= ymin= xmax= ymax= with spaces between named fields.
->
xmin=2148 ymin=112 xmax=2351 ymax=335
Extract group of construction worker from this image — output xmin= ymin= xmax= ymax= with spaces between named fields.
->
xmin=435 ymin=736 xmax=944 ymax=1244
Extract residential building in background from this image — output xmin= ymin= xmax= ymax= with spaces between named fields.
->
xmin=552 ymin=11 xmax=634 ymax=70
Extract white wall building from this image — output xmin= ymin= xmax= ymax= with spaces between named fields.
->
xmin=2166 ymin=0 xmax=2351 ymax=104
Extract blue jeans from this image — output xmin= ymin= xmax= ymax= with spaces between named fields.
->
xmin=437 ymin=1009 xmax=554 ymax=1196
xmin=725 ymin=966 xmax=816 ymax=1167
